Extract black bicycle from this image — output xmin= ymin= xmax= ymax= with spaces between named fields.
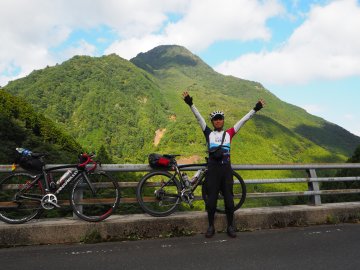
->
xmin=136 ymin=154 xmax=246 ymax=217
xmin=0 ymin=152 xmax=120 ymax=224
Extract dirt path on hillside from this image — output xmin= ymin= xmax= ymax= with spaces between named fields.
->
xmin=153 ymin=128 xmax=201 ymax=164
xmin=154 ymin=128 xmax=166 ymax=146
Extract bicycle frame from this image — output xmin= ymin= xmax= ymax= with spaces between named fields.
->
xmin=136 ymin=157 xmax=246 ymax=217
xmin=41 ymin=164 xmax=77 ymax=192
xmin=0 ymin=152 xmax=121 ymax=224
xmin=171 ymin=163 xmax=208 ymax=199
xmin=16 ymin=165 xmax=97 ymax=205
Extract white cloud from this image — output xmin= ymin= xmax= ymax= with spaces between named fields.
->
xmin=0 ymin=0 xmax=284 ymax=85
xmin=105 ymin=35 xmax=166 ymax=60
xmin=61 ymin=40 xmax=97 ymax=59
xmin=4 ymin=0 xmax=359 ymax=91
xmin=0 ymin=0 xmax=189 ymax=85
xmin=106 ymin=0 xmax=284 ymax=58
xmin=165 ymin=0 xmax=284 ymax=50
xmin=215 ymin=0 xmax=360 ymax=85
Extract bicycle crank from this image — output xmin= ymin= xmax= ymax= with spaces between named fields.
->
xmin=41 ymin=193 xmax=60 ymax=209
xmin=181 ymin=189 xmax=194 ymax=206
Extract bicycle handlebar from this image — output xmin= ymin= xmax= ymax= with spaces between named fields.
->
xmin=78 ymin=153 xmax=97 ymax=171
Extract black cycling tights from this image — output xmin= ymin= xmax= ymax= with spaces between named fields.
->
xmin=205 ymin=163 xmax=234 ymax=227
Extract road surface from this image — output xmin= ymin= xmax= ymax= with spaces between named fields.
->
xmin=1 ymin=223 xmax=360 ymax=270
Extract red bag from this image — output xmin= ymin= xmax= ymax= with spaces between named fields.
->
xmin=148 ymin=153 xmax=173 ymax=169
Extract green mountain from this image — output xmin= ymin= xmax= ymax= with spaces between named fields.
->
xmin=3 ymin=45 xmax=360 ymax=170
xmin=3 ymin=54 xmax=169 ymax=163
xmin=0 ymin=89 xmax=81 ymax=164
xmin=131 ymin=45 xmax=360 ymax=162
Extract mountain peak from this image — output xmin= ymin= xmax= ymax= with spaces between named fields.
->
xmin=130 ymin=45 xmax=211 ymax=73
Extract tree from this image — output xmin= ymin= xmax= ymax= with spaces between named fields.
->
xmin=97 ymin=145 xmax=113 ymax=164
xmin=338 ymin=144 xmax=360 ymax=177
xmin=322 ymin=144 xmax=360 ymax=203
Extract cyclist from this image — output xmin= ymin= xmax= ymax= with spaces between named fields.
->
xmin=182 ymin=91 xmax=265 ymax=238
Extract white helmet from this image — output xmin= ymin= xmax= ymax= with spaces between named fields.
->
xmin=209 ymin=110 xmax=225 ymax=120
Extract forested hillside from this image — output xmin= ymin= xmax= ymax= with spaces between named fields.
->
xmin=0 ymin=90 xmax=81 ymax=164
xmin=131 ymin=45 xmax=360 ymax=163
xmin=3 ymin=45 xmax=360 ymax=170
xmin=3 ymin=54 xmax=169 ymax=163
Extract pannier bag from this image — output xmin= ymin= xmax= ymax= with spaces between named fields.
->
xmin=18 ymin=156 xmax=44 ymax=173
xmin=148 ymin=153 xmax=173 ymax=169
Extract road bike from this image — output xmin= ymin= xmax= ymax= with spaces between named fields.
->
xmin=0 ymin=152 xmax=120 ymax=224
xmin=136 ymin=154 xmax=246 ymax=217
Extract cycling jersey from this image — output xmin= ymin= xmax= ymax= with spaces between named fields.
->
xmin=190 ymin=104 xmax=256 ymax=164
xmin=186 ymin=97 xmax=262 ymax=236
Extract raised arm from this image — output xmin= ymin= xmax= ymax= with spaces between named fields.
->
xmin=233 ymin=99 xmax=265 ymax=133
xmin=182 ymin=91 xmax=206 ymax=131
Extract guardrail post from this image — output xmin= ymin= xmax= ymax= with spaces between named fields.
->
xmin=306 ymin=169 xmax=321 ymax=205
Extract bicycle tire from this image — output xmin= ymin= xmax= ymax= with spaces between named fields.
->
xmin=0 ymin=173 xmax=44 ymax=224
xmin=136 ymin=171 xmax=181 ymax=217
xmin=202 ymin=170 xmax=246 ymax=214
xmin=70 ymin=171 xmax=120 ymax=222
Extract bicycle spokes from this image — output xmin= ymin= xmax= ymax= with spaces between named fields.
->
xmin=0 ymin=173 xmax=43 ymax=224
xmin=137 ymin=171 xmax=181 ymax=217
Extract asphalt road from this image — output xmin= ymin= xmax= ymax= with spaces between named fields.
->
xmin=1 ymin=223 xmax=360 ymax=270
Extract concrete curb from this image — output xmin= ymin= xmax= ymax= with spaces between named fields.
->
xmin=1 ymin=202 xmax=360 ymax=247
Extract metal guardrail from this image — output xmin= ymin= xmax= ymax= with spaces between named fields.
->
xmin=1 ymin=163 xmax=360 ymax=206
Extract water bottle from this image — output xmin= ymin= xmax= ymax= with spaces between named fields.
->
xmin=191 ymin=169 xmax=202 ymax=184
xmin=182 ymin=173 xmax=191 ymax=188
xmin=56 ymin=169 xmax=72 ymax=185
xmin=16 ymin=148 xmax=32 ymax=156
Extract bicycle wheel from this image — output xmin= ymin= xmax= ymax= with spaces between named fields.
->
xmin=0 ymin=173 xmax=44 ymax=224
xmin=70 ymin=171 xmax=120 ymax=222
xmin=136 ymin=171 xmax=181 ymax=217
xmin=202 ymin=170 xmax=246 ymax=214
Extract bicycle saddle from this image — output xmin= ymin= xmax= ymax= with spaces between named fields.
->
xmin=31 ymin=152 xmax=48 ymax=158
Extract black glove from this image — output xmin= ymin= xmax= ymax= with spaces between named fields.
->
xmin=253 ymin=101 xmax=263 ymax=112
xmin=184 ymin=95 xmax=193 ymax=106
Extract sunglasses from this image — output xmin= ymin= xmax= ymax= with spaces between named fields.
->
xmin=212 ymin=115 xmax=224 ymax=121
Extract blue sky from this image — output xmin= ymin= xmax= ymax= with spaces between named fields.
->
xmin=0 ymin=0 xmax=359 ymax=137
